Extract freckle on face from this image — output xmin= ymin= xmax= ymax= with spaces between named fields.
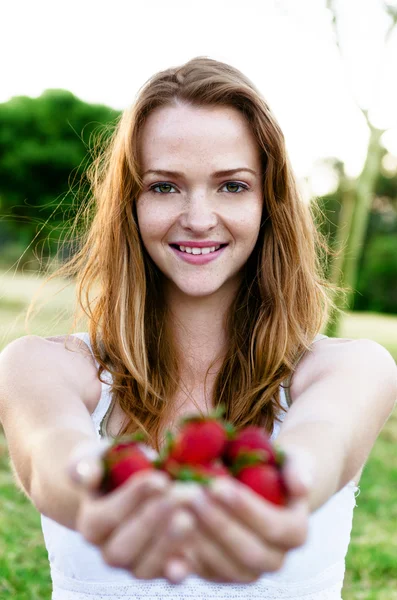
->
xmin=135 ymin=103 xmax=263 ymax=299
xmin=139 ymin=104 xmax=261 ymax=185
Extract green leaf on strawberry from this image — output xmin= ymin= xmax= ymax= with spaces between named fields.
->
xmin=273 ymin=444 xmax=287 ymax=468
xmin=224 ymin=421 xmax=237 ymax=439
xmin=230 ymin=449 xmax=269 ymax=476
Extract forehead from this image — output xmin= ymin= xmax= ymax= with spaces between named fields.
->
xmin=138 ymin=103 xmax=261 ymax=170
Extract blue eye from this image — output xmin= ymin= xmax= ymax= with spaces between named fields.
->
xmin=221 ymin=182 xmax=248 ymax=193
xmin=150 ymin=183 xmax=177 ymax=194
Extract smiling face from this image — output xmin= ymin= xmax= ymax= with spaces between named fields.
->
xmin=136 ymin=103 xmax=263 ymax=302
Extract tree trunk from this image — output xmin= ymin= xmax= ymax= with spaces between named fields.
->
xmin=324 ymin=125 xmax=384 ymax=337
xmin=324 ymin=180 xmax=356 ymax=338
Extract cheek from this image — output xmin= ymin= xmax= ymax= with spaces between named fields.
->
xmin=136 ymin=201 xmax=174 ymax=245
xmin=232 ymin=202 xmax=263 ymax=242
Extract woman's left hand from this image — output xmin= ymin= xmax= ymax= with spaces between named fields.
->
xmin=165 ymin=449 xmax=313 ymax=583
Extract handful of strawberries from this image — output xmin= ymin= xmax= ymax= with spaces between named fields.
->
xmin=101 ymin=405 xmax=288 ymax=506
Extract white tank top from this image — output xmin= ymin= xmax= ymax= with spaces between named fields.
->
xmin=41 ymin=332 xmax=360 ymax=600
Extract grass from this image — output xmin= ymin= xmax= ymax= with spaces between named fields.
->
xmin=0 ymin=269 xmax=396 ymax=599
xmin=0 ymin=455 xmax=52 ymax=600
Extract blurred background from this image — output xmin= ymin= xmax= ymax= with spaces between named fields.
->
xmin=0 ymin=0 xmax=396 ymax=598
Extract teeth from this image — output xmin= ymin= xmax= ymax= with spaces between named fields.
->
xmin=177 ymin=245 xmax=222 ymax=255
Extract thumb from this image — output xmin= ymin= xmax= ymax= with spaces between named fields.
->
xmin=67 ymin=438 xmax=110 ymax=493
xmin=278 ymin=445 xmax=315 ymax=499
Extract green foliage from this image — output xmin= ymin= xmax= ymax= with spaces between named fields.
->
xmin=315 ymin=153 xmax=397 ymax=315
xmin=0 ymin=91 xmax=396 ymax=315
xmin=0 ymin=90 xmax=120 ymax=266
xmin=355 ymin=235 xmax=397 ymax=313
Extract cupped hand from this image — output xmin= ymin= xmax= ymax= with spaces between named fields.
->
xmin=67 ymin=440 xmax=197 ymax=584
xmin=171 ymin=449 xmax=313 ymax=583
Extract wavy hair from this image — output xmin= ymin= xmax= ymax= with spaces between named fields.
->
xmin=26 ymin=57 xmax=346 ymax=452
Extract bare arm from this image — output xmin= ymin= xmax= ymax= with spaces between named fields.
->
xmin=0 ymin=336 xmax=200 ymax=583
xmin=0 ymin=335 xmax=103 ymax=529
xmin=276 ymin=339 xmax=397 ymax=513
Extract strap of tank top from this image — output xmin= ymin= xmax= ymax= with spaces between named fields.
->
xmin=69 ymin=332 xmax=112 ymax=437
xmin=282 ymin=333 xmax=328 ymax=408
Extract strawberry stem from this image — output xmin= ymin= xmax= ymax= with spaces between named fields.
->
xmin=274 ymin=445 xmax=286 ymax=468
xmin=110 ymin=431 xmax=147 ymax=447
xmin=175 ymin=467 xmax=212 ymax=484
xmin=210 ymin=403 xmax=226 ymax=420
xmin=232 ymin=450 xmax=267 ymax=476
xmin=224 ymin=422 xmax=236 ymax=438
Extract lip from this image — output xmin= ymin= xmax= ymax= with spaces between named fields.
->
xmin=169 ymin=244 xmax=227 ymax=265
xmin=170 ymin=241 xmax=227 ymax=248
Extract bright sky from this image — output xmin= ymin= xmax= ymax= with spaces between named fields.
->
xmin=2 ymin=0 xmax=397 ymax=197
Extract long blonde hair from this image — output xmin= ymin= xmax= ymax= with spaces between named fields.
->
xmin=26 ymin=57 xmax=345 ymax=452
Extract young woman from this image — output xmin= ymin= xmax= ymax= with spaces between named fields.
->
xmin=1 ymin=57 xmax=396 ymax=600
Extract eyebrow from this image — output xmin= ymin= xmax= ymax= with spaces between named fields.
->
xmin=142 ymin=168 xmax=258 ymax=179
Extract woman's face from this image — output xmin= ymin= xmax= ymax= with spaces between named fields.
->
xmin=136 ymin=103 xmax=263 ymax=300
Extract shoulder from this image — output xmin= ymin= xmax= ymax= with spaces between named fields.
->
xmin=2 ymin=334 xmax=102 ymax=414
xmin=44 ymin=335 xmax=102 ymax=412
xmin=290 ymin=337 xmax=397 ymax=404
xmin=44 ymin=335 xmax=96 ymax=368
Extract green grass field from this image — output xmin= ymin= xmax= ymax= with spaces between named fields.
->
xmin=0 ymin=270 xmax=396 ymax=599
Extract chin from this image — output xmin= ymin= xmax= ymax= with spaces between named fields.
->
xmin=169 ymin=279 xmax=225 ymax=298
xmin=178 ymin=287 xmax=221 ymax=298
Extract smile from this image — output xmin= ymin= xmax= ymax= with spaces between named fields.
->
xmin=169 ymin=244 xmax=228 ymax=264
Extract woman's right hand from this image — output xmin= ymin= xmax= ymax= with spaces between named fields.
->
xmin=67 ymin=440 xmax=197 ymax=584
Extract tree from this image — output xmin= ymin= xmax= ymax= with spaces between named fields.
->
xmin=324 ymin=0 xmax=397 ymax=336
xmin=0 ymin=90 xmax=120 ymax=268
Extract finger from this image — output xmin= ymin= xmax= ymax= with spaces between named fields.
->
xmin=67 ymin=438 xmax=111 ymax=493
xmin=278 ymin=445 xmax=315 ymax=498
xmin=100 ymin=495 xmax=177 ymax=570
xmin=188 ymin=492 xmax=285 ymax=575
xmin=181 ymin=526 xmax=263 ymax=583
xmin=181 ymin=542 xmax=228 ymax=583
xmin=206 ymin=477 xmax=309 ymax=551
xmin=77 ymin=470 xmax=171 ymax=545
xmin=134 ymin=509 xmax=196 ymax=582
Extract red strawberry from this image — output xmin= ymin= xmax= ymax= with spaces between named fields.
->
xmin=104 ymin=446 xmax=154 ymax=491
xmin=236 ymin=464 xmax=287 ymax=506
xmin=223 ymin=426 xmax=278 ymax=467
xmin=109 ymin=441 xmax=138 ymax=455
xmin=106 ymin=431 xmax=149 ymax=458
xmin=167 ymin=418 xmax=229 ymax=465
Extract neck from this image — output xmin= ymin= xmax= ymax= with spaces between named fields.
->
xmin=165 ymin=285 xmax=238 ymax=385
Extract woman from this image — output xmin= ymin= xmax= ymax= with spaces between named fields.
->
xmin=0 ymin=57 xmax=396 ymax=599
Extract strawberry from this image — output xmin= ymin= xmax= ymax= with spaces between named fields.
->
xmin=236 ymin=464 xmax=287 ymax=506
xmin=162 ymin=458 xmax=231 ymax=484
xmin=109 ymin=441 xmax=138 ymax=455
xmin=223 ymin=426 xmax=281 ymax=467
xmin=103 ymin=444 xmax=154 ymax=492
xmin=157 ymin=456 xmax=183 ymax=479
xmin=106 ymin=431 xmax=149 ymax=458
xmin=199 ymin=462 xmax=230 ymax=478
xmin=166 ymin=418 xmax=230 ymax=465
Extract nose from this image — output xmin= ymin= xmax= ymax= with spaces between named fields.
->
xmin=179 ymin=192 xmax=218 ymax=232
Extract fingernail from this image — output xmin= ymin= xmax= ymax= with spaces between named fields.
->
xmin=168 ymin=482 xmax=203 ymax=504
xmin=166 ymin=559 xmax=188 ymax=583
xmin=169 ymin=511 xmax=195 ymax=538
xmin=207 ymin=479 xmax=235 ymax=503
xmin=68 ymin=458 xmax=100 ymax=486
xmin=75 ymin=459 xmax=94 ymax=484
xmin=147 ymin=474 xmax=169 ymax=491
